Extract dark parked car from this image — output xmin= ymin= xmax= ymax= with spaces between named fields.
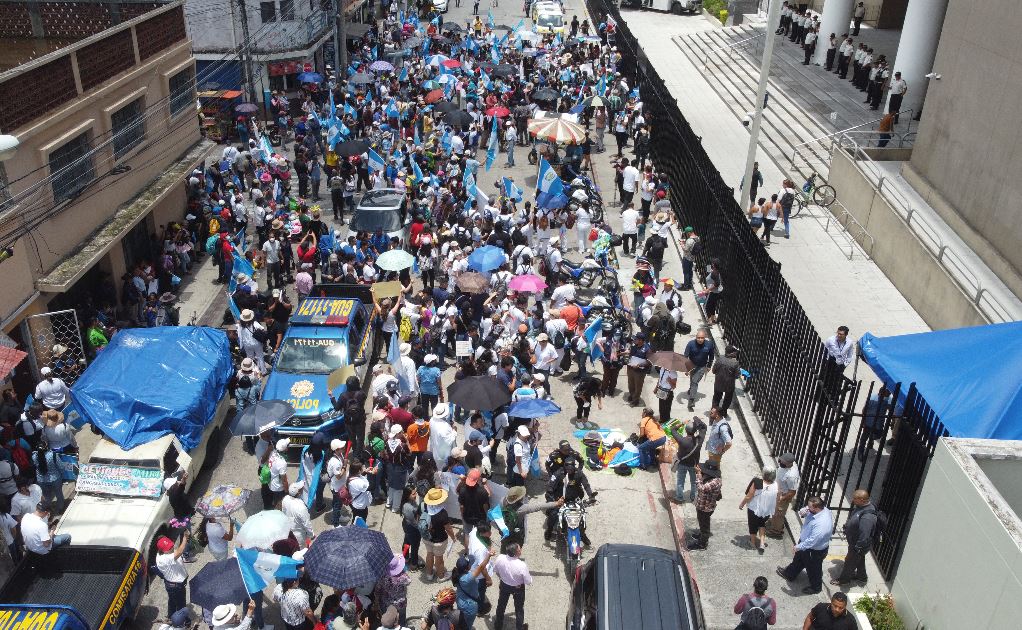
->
xmin=567 ymin=544 xmax=704 ymax=630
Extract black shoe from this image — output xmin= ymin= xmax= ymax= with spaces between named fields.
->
xmin=775 ymin=567 xmax=791 ymax=581
xmin=802 ymin=587 xmax=823 ymax=595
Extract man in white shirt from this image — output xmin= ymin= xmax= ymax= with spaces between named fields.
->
xmin=546 ymin=236 xmax=563 ymax=277
xmin=326 ymin=439 xmax=348 ymax=527
xmin=261 ymin=234 xmax=283 ymax=290
xmin=532 ymin=334 xmax=560 ymax=395
xmin=620 ymin=203 xmax=640 ymax=256
xmin=549 ymin=278 xmax=576 ymax=310
xmin=155 ymin=533 xmax=189 ymax=617
xmin=823 ymin=325 xmax=855 ymax=394
xmin=34 ymin=368 xmax=69 ymax=410
xmin=888 ymin=72 xmax=907 ymax=123
xmin=803 ymin=28 xmax=818 ymax=65
xmin=267 ymin=439 xmax=290 ymax=507
xmin=620 ymin=159 xmax=640 ymax=208
xmin=11 ymin=479 xmax=42 ymax=521
xmin=282 ymin=481 xmax=315 ymax=546
xmin=507 ymin=425 xmax=531 ymax=487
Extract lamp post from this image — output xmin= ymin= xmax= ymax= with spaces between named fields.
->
xmin=738 ymin=0 xmax=782 ymax=209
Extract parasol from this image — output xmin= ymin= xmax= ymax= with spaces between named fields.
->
xmin=508 ymin=274 xmax=547 ymax=293
xmin=455 ymin=272 xmax=489 ymax=294
xmin=528 ymin=117 xmax=586 ymax=144
xmin=196 ymin=485 xmax=252 ymax=517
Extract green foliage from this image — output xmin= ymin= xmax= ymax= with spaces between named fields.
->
xmin=854 ymin=593 xmax=906 ymax=630
xmin=702 ymin=0 xmax=728 ymax=24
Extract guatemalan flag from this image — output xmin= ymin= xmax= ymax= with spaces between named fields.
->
xmin=236 ymin=548 xmax=302 ymax=594
xmin=583 ymin=316 xmax=605 ymax=364
xmin=367 ymin=148 xmax=386 ymax=172
xmin=536 ymin=158 xmax=568 ymax=209
xmin=502 ymin=177 xmax=523 ymax=202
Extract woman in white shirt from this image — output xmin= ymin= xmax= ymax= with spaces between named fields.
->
xmin=575 ymin=206 xmax=592 ymax=253
xmin=762 ymin=194 xmax=782 ymax=245
xmin=747 ymin=198 xmax=765 ymax=237
xmin=204 ymin=516 xmax=234 ymax=561
xmin=346 ymin=461 xmax=374 ymax=524
xmin=739 ymin=465 xmax=779 ymax=553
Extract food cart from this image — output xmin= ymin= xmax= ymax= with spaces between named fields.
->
xmin=198 ymin=89 xmax=243 ymax=142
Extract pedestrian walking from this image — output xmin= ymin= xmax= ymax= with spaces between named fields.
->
xmin=823 ymin=325 xmax=854 ymax=395
xmin=852 ymin=2 xmax=865 ymax=35
xmin=803 ymin=593 xmax=856 ymax=630
xmin=672 ymin=422 xmax=702 ymax=503
xmin=739 ymin=465 xmax=778 ymax=553
xmin=705 ymin=407 xmax=733 ymax=464
xmin=689 ymin=460 xmax=722 ymax=550
xmin=683 ymin=329 xmax=715 ymax=411
xmin=492 ymin=543 xmax=531 ymax=630
xmin=776 ymin=496 xmax=832 ymax=594
xmin=624 ymin=333 xmax=651 ymax=405
xmin=832 ymin=490 xmax=880 ymax=585
xmin=679 ymin=227 xmax=699 ymax=289
xmin=733 ymin=576 xmax=778 ymax=628
xmin=711 ymin=345 xmax=740 ymax=412
xmin=704 ymin=258 xmax=724 ymax=325
xmin=765 ymin=452 xmax=800 ymax=538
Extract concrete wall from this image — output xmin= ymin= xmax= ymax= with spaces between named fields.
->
xmin=908 ymin=0 xmax=1022 ymax=297
xmin=827 ymin=149 xmax=987 ymax=329
xmin=186 ymin=0 xmax=327 ymax=54
xmin=893 ymin=438 xmax=1022 ymax=630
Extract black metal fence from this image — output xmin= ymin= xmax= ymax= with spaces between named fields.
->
xmin=584 ymin=0 xmax=951 ymax=580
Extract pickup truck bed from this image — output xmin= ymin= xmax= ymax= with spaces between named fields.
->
xmin=0 ymin=547 xmax=141 ymax=630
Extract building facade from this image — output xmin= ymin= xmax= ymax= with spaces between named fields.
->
xmin=0 ymin=0 xmax=210 ymax=398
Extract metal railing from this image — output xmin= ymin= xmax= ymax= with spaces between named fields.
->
xmin=700 ymin=31 xmax=766 ymax=69
xmin=833 ymin=133 xmax=1019 ymax=323
xmin=823 ymin=200 xmax=875 ymax=260
xmin=788 ymin=109 xmax=916 ymax=179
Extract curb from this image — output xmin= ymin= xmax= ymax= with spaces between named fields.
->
xmin=657 ymin=461 xmax=705 ymax=600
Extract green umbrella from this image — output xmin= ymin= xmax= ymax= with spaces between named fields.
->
xmin=377 ymin=249 xmax=415 ymax=271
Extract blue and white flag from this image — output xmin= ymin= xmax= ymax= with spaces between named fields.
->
xmin=412 ymin=158 xmax=424 ymax=182
xmin=236 ymin=548 xmax=302 ymax=594
xmin=487 ymin=10 xmax=495 ymax=27
xmin=488 ymin=504 xmax=509 ymax=537
xmin=385 ymin=98 xmax=400 ymax=119
xmin=422 ymin=37 xmax=431 ymax=54
xmin=367 ymin=148 xmax=386 ymax=172
xmin=399 ymin=66 xmax=408 ymax=82
xmin=536 ymin=158 xmax=568 ymax=208
xmin=414 ymin=124 xmax=421 ymax=145
xmin=584 ymin=316 xmax=605 ymax=363
xmin=502 ymin=177 xmax=523 ymax=202
xmin=596 ymin=72 xmax=606 ymax=96
xmin=485 ymin=117 xmax=498 ymax=171
xmin=343 ymin=102 xmax=357 ymax=118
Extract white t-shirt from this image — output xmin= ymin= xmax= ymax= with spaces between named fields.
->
xmin=622 ymin=166 xmax=640 ymax=193
xmin=0 ymin=513 xmax=16 ymax=546
xmin=621 ymin=208 xmax=639 ymax=234
xmin=21 ymin=512 xmax=51 ymax=554
xmin=268 ymin=452 xmax=288 ymax=492
xmin=534 ymin=343 xmax=559 ymax=370
xmin=206 ymin=520 xmax=229 ymax=556
xmin=157 ymin=551 xmax=189 ymax=584
xmin=11 ymin=485 xmax=42 ymax=520
xmin=512 ymin=438 xmax=529 ymax=476
xmin=327 ymin=455 xmax=347 ymax=493
xmin=348 ymin=475 xmax=372 ymax=509
xmin=550 ymin=284 xmax=576 ymax=310
xmin=34 ymin=378 xmax=69 ymax=409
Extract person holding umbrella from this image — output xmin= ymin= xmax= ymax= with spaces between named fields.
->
xmin=203 ymin=515 xmax=234 ymax=561
xmin=210 ymin=601 xmax=256 ymax=630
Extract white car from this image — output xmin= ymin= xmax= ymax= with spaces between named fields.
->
xmin=346 ymin=188 xmax=411 ymax=247
xmin=55 ymin=396 xmax=229 ymax=557
xmin=433 ymin=0 xmax=449 ymax=12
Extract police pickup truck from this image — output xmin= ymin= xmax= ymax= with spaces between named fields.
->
xmin=262 ymin=285 xmax=377 ymax=447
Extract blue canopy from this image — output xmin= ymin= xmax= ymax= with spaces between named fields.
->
xmin=66 ymin=327 xmax=234 ymax=451
xmin=858 ymin=321 xmax=1022 ymax=440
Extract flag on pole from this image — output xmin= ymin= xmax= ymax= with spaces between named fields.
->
xmin=536 ymin=157 xmax=568 ymax=208
xmin=236 ymin=548 xmax=303 ymax=594
xmin=487 ymin=10 xmax=495 ymax=27
xmin=502 ymin=177 xmax=523 ymax=202
xmin=385 ymin=98 xmax=400 ymax=119
xmin=399 ymin=65 xmax=408 ymax=81
xmin=488 ymin=504 xmax=509 ymax=537
xmin=485 ymin=117 xmax=498 ymax=171
xmin=412 ymin=158 xmax=424 ymax=182
xmin=584 ymin=316 xmax=605 ymax=363
xmin=367 ymin=148 xmax=386 ymax=171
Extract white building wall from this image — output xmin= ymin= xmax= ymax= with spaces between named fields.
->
xmin=184 ymin=0 xmax=328 ymax=56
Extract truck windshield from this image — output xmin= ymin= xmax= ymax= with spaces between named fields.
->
xmin=538 ymin=14 xmax=563 ymax=27
xmin=275 ymin=337 xmax=349 ymax=373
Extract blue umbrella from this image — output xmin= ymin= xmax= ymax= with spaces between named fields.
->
xmin=297 ymin=72 xmax=323 ymax=83
xmin=509 ymin=398 xmax=562 ymax=418
xmin=468 ymin=245 xmax=507 ymax=272
xmin=304 ymin=526 xmax=393 ymax=590
xmin=189 ymin=558 xmax=250 ymax=610
xmin=228 ymin=400 xmax=295 ymax=436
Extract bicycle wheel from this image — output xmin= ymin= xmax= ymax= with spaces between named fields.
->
xmin=791 ymin=196 xmax=805 ymax=217
xmin=814 ymin=184 xmax=837 ymax=207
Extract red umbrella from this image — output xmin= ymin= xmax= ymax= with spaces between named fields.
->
xmin=424 ymin=89 xmax=444 ymax=103
xmin=441 ymin=59 xmax=462 ymax=69
xmin=486 ymin=106 xmax=511 ymax=118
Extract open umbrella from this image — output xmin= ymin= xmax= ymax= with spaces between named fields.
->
xmin=650 ymin=351 xmax=695 ymax=374
xmin=236 ymin=511 xmax=292 ymax=550
xmin=349 ymin=73 xmax=374 ymax=85
xmin=189 ymin=558 xmax=250 ymax=611
xmin=532 ymin=88 xmax=559 ymax=102
xmin=229 ymin=399 xmax=295 ymax=436
xmin=493 ymin=24 xmax=513 ymax=31
xmin=432 ymin=35 xmax=453 ymax=45
xmin=486 ymin=106 xmax=511 ymax=118
xmin=467 ymin=245 xmax=507 ymax=272
xmin=444 ymin=110 xmax=474 ymax=127
xmin=424 ymin=89 xmax=445 ymax=103
xmin=490 ymin=64 xmax=517 ymax=77
xmin=442 ymin=22 xmax=463 ymax=32
xmin=509 ymin=398 xmax=562 ymax=418
xmin=582 ymin=95 xmax=608 ymax=108
xmin=455 ymin=272 xmax=489 ymax=294
xmin=405 ymin=35 xmax=424 ymax=48
xmin=196 ymin=485 xmax=252 ymax=517
xmin=441 ymin=59 xmax=462 ymax=69
xmin=508 ymin=274 xmax=547 ymax=293
xmin=304 ymin=526 xmax=393 ymax=590
xmin=297 ymin=72 xmax=323 ymax=83
xmin=335 ymin=139 xmax=370 ymax=158
xmin=384 ymin=49 xmax=413 ymax=59
xmin=528 ymin=117 xmax=586 ymax=144
xmin=235 ymin=102 xmax=259 ymax=113
xmin=436 ymin=74 xmax=457 ymax=84
xmin=434 ymin=101 xmax=460 ymax=113
xmin=377 ymin=249 xmax=415 ymax=271
xmin=447 ymin=376 xmax=512 ymax=411
xmin=426 ymin=54 xmax=451 ymax=66
xmin=369 ymin=60 xmax=395 ymax=72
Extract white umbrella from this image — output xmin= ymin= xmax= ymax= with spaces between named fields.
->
xmin=236 ymin=510 xmax=291 ymax=550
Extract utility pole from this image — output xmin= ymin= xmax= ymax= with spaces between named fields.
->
xmin=738 ymin=0 xmax=782 ymax=209
xmin=237 ymin=0 xmax=258 ymax=105
xmin=335 ymin=0 xmax=347 ymax=72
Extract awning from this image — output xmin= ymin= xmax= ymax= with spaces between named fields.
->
xmin=35 ymin=139 xmax=215 ymax=293
xmin=0 ymin=345 xmax=27 ymax=376
xmin=198 ymin=89 xmax=243 ymax=99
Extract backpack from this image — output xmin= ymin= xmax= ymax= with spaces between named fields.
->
xmin=690 ymin=236 xmax=703 ymax=256
xmin=552 ymin=329 xmax=566 ymax=350
xmin=433 ymin=609 xmax=462 ymax=630
xmin=867 ymin=506 xmax=889 ymax=543
xmin=417 ymin=503 xmax=432 ymax=539
xmin=736 ymin=596 xmax=772 ymax=630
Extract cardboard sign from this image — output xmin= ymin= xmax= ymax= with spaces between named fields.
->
xmin=371 ymin=281 xmax=404 ymax=300
xmin=455 ymin=340 xmax=473 ymax=357
xmin=328 ymin=364 xmax=357 ymax=392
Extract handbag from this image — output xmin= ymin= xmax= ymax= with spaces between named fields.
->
xmin=654 ymin=385 xmax=672 ymax=400
xmin=749 ymin=216 xmax=763 ymax=228
xmin=337 ymin=484 xmax=353 ymax=506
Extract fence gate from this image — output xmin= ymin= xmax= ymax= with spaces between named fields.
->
xmin=20 ymin=309 xmax=87 ymax=385
xmin=797 ymin=372 xmax=861 ymax=514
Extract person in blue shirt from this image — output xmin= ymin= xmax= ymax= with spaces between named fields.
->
xmin=683 ymin=329 xmax=716 ymax=412
xmin=858 ymin=386 xmax=896 ymax=461
xmin=416 ymin=354 xmax=443 ymax=413
xmin=776 ymin=496 xmax=832 ymax=594
xmin=371 ymin=228 xmax=390 ymax=254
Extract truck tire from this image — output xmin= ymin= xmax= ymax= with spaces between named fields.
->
xmin=671 ymin=2 xmax=684 ymax=14
xmin=201 ymin=427 xmax=221 ymax=472
xmin=145 ymin=526 xmax=171 ymax=591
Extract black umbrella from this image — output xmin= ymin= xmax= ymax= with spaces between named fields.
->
xmin=442 ymin=22 xmax=463 ymax=32
xmin=490 ymin=64 xmax=517 ymax=78
xmin=305 ymin=527 xmax=393 ymax=590
xmin=228 ymin=400 xmax=295 ymax=436
xmin=477 ymin=61 xmax=496 ymax=73
xmin=447 ymin=376 xmax=512 ymax=411
xmin=189 ymin=558 xmax=250 ymax=611
xmin=533 ymin=88 xmax=558 ymax=101
xmin=384 ymin=49 xmax=412 ymax=58
xmin=432 ymin=35 xmax=453 ymax=45
xmin=405 ymin=35 xmax=424 ymax=48
xmin=335 ymin=139 xmax=371 ymax=158
xmin=433 ymin=101 xmax=460 ymax=113
xmin=444 ymin=110 xmax=475 ymax=127
xmin=493 ymin=24 xmax=513 ymax=31
xmin=349 ymin=73 xmax=374 ymax=85
xmin=235 ymin=102 xmax=260 ymax=113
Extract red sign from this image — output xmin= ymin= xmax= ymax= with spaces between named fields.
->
xmin=268 ymin=60 xmax=303 ymax=77
xmin=304 ymin=62 xmax=313 ymax=72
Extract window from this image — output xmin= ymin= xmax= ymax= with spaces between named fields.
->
xmin=260 ymin=1 xmax=276 ymax=22
xmin=49 ymin=133 xmax=95 ymax=202
xmin=169 ymin=68 xmax=195 ymax=117
xmin=280 ymin=0 xmax=295 ymax=20
xmin=111 ymin=98 xmax=146 ymax=159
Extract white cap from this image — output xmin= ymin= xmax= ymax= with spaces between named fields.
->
xmin=40 ymin=367 xmax=52 ymax=376
xmin=162 ymin=477 xmax=178 ymax=491
xmin=275 ymin=438 xmax=291 ymax=451
xmin=389 ymin=424 xmax=403 ymax=437
xmin=516 ymin=425 xmax=531 ymax=438
xmin=288 ymin=480 xmax=305 ymax=496
xmin=330 ymin=439 xmax=346 ymax=451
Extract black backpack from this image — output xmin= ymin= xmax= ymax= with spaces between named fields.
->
xmin=736 ymin=596 xmax=772 ymax=630
xmin=690 ymin=236 xmax=703 ymax=257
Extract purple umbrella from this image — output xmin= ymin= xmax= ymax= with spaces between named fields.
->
xmin=369 ymin=60 xmax=395 ymax=72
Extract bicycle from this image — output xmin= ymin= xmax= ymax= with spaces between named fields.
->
xmin=791 ymin=172 xmax=836 ymax=217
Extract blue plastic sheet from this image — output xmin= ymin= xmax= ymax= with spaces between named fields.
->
xmin=858 ymin=322 xmax=1022 ymax=440
xmin=66 ymin=327 xmax=234 ymax=451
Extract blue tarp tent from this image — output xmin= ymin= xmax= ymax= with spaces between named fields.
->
xmin=858 ymin=321 xmax=1022 ymax=440
xmin=66 ymin=327 xmax=234 ymax=451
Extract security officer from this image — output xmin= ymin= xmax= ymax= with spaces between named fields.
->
xmin=545 ymin=440 xmax=584 ymax=476
xmin=543 ymin=458 xmax=597 ymax=545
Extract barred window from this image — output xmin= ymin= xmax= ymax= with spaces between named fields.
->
xmin=260 ymin=1 xmax=276 ymax=22
xmin=169 ymin=68 xmax=195 ymax=117
xmin=112 ymin=98 xmax=146 ymax=159
xmin=280 ymin=0 xmax=295 ymax=20
xmin=49 ymin=133 xmax=95 ymax=202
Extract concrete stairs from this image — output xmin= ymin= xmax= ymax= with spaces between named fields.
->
xmin=673 ymin=25 xmax=884 ymax=182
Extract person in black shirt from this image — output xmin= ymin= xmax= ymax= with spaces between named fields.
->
xmin=164 ymin=472 xmax=196 ymax=562
xmin=543 ymin=459 xmax=596 ymax=544
xmin=545 ymin=440 xmax=584 ymax=476
xmin=464 ymin=430 xmax=486 ymax=471
xmin=456 ymin=469 xmax=491 ymax=546
xmin=329 ymin=376 xmax=367 ymax=456
xmin=804 ymin=593 xmax=856 ymax=630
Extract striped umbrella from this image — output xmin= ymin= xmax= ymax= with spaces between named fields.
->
xmin=528 ymin=117 xmax=586 ymax=145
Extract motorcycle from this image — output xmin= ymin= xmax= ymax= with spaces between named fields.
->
xmin=558 ymin=495 xmax=598 ymax=576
